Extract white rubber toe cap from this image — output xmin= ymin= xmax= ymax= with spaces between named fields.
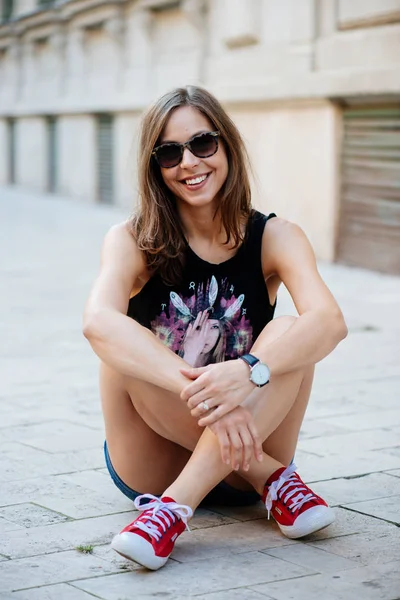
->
xmin=278 ymin=505 xmax=335 ymax=539
xmin=111 ymin=532 xmax=168 ymax=571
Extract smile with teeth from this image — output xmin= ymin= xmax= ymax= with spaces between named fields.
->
xmin=184 ymin=174 xmax=209 ymax=186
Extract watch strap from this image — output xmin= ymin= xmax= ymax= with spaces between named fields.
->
xmin=240 ymin=354 xmax=260 ymax=369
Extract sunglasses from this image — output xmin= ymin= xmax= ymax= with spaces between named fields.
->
xmin=152 ymin=131 xmax=220 ymax=169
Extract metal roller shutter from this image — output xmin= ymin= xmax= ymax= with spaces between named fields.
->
xmin=8 ymin=118 xmax=16 ymax=184
xmin=2 ymin=0 xmax=14 ymax=21
xmin=47 ymin=116 xmax=57 ymax=193
xmin=97 ymin=114 xmax=114 ymax=204
xmin=336 ymin=106 xmax=400 ymax=275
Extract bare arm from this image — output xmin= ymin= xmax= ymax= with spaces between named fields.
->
xmin=83 ymin=223 xmax=189 ymax=394
xmin=252 ymin=218 xmax=348 ymax=374
xmin=181 ymin=218 xmax=348 ymax=426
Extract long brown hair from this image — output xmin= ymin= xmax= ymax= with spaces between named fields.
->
xmin=130 ymin=86 xmax=252 ymax=284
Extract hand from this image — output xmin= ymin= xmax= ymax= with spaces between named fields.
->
xmin=180 ymin=360 xmax=254 ymax=426
xmin=209 ymin=406 xmax=263 ymax=471
xmin=181 ymin=311 xmax=211 ymax=366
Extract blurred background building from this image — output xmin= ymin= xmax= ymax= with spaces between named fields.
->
xmin=0 ymin=0 xmax=399 ymax=273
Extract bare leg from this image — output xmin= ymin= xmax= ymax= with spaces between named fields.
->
xmin=100 ymin=364 xmax=192 ymax=494
xmin=101 ymin=363 xmax=253 ymax=493
xmin=102 ymin=316 xmax=313 ymax=507
xmin=163 ymin=364 xmax=311 ymax=508
xmin=161 ymin=316 xmax=314 ymax=508
xmin=262 ymin=364 xmax=314 ymax=465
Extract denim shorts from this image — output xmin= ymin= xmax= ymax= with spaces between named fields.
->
xmin=103 ymin=441 xmax=261 ymax=507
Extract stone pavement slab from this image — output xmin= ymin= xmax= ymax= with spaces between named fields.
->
xmin=1 ymin=187 xmax=400 ymax=598
xmin=310 ymin=472 xmax=400 ymax=506
xmin=342 ymin=496 xmax=400 ymax=525
xmin=0 ymin=446 xmax=105 ymax=486
xmin=291 ymin=449 xmax=400 ymax=483
xmin=306 ymin=527 xmax=400 ymax=566
xmin=1 ymin=512 xmax=135 ymax=559
xmin=303 ymin=506 xmax=397 ymax=543
xmin=251 ymin=560 xmax=400 ymax=600
xmin=0 ymin=548 xmax=126 ymax=593
xmin=72 ymin=552 xmax=315 ymax=598
xmin=173 ymin=590 xmax=274 ymax=600
xmin=171 ymin=519 xmax=296 ymax=563
xmin=0 ymin=420 xmax=104 ymax=453
xmin=262 ymin=544 xmax=360 ymax=573
xmin=387 ymin=470 xmax=400 ymax=478
xmin=0 ymin=472 xmax=133 ymax=520
xmin=10 ymin=585 xmax=100 ymax=600
xmin=0 ymin=503 xmax=69 ymax=529
xmin=319 ymin=408 xmax=400 ymax=431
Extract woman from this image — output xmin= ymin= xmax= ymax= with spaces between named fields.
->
xmin=83 ymin=85 xmax=347 ymax=571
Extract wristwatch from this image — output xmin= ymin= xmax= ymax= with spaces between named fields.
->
xmin=240 ymin=354 xmax=270 ymax=387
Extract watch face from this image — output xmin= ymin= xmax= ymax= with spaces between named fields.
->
xmin=251 ymin=363 xmax=270 ymax=386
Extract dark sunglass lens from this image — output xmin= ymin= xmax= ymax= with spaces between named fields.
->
xmin=191 ymin=133 xmax=217 ymax=157
xmin=156 ymin=144 xmax=182 ymax=168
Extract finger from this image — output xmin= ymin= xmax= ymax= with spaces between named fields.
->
xmin=180 ymin=366 xmax=209 ymax=378
xmin=179 ymin=369 xmax=208 ymax=398
xmin=238 ymin=427 xmax=253 ymax=471
xmin=228 ymin=428 xmax=243 ymax=471
xmin=201 ymin=320 xmax=212 ymax=338
xmin=180 ymin=373 xmax=200 ymax=398
xmin=217 ymin=429 xmax=231 ymax=465
xmin=248 ymin=420 xmax=264 ymax=462
xmin=179 ymin=368 xmax=200 ymax=383
xmin=181 ymin=374 xmax=210 ymax=403
xmin=186 ymin=387 xmax=211 ymax=410
xmin=198 ymin=403 xmax=231 ymax=426
xmin=200 ymin=310 xmax=209 ymax=327
xmin=190 ymin=397 xmax=215 ymax=418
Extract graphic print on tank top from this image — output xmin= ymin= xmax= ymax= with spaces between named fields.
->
xmin=150 ymin=275 xmax=253 ymax=367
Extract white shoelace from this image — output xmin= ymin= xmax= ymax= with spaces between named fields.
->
xmin=132 ymin=494 xmax=193 ymax=542
xmin=265 ymin=463 xmax=316 ymax=519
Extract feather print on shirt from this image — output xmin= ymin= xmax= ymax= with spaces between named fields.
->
xmin=151 ymin=276 xmax=253 ymax=367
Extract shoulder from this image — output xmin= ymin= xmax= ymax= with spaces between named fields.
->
xmin=261 ymin=217 xmax=316 ymax=273
xmin=101 ymin=221 xmax=148 ymax=279
xmin=103 ymin=221 xmax=136 ymax=244
xmin=263 ymin=216 xmax=310 ymax=246
xmin=103 ymin=221 xmax=140 ymax=254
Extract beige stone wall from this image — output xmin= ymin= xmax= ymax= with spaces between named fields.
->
xmin=109 ymin=101 xmax=341 ymax=259
xmin=114 ymin=112 xmax=142 ymax=211
xmin=230 ymin=101 xmax=340 ymax=261
xmin=1 ymin=0 xmax=399 ymax=115
xmin=0 ymin=0 xmax=399 ymax=261
xmin=337 ymin=0 xmax=400 ymax=27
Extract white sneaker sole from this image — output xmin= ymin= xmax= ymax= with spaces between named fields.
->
xmin=111 ymin=532 xmax=169 ymax=571
xmin=277 ymin=505 xmax=335 ymax=539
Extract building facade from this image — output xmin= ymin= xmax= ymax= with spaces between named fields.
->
xmin=0 ymin=0 xmax=399 ymax=273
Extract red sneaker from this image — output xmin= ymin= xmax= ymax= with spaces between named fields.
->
xmin=111 ymin=494 xmax=192 ymax=570
xmin=262 ymin=464 xmax=335 ymax=539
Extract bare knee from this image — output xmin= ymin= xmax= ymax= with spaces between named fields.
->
xmin=102 ymin=366 xmax=203 ymax=452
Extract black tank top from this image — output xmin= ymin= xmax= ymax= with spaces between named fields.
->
xmin=128 ymin=211 xmax=276 ymax=367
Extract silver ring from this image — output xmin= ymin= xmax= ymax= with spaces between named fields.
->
xmin=202 ymin=401 xmax=209 ymax=412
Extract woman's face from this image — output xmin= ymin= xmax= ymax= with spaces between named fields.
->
xmin=202 ymin=319 xmax=221 ymax=353
xmin=159 ymin=106 xmax=229 ymax=209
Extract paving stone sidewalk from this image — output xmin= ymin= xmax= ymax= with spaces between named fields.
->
xmin=0 ymin=187 xmax=399 ymax=600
